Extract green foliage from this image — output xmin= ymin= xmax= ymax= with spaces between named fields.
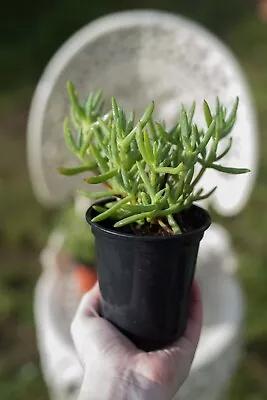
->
xmin=59 ymin=82 xmax=249 ymax=234
xmin=56 ymin=205 xmax=96 ymax=265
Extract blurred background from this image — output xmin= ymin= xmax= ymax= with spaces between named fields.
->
xmin=1 ymin=1 xmax=267 ymax=399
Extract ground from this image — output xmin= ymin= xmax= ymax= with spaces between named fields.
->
xmin=0 ymin=13 xmax=267 ymax=400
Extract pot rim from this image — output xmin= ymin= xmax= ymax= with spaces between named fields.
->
xmin=86 ymin=202 xmax=211 ymax=242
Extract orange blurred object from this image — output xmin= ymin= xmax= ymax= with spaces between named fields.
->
xmin=74 ymin=265 xmax=98 ymax=294
xmin=259 ymin=0 xmax=267 ymax=21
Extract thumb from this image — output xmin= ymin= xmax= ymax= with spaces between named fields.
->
xmin=71 ymin=283 xmax=101 ymax=365
xmin=71 ymin=283 xmax=136 ymax=369
xmin=135 ymin=280 xmax=202 ymax=391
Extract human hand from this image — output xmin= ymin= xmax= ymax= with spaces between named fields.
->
xmin=71 ymin=280 xmax=202 ymax=400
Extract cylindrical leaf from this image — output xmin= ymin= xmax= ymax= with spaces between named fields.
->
xmin=210 ymin=163 xmax=250 ymax=174
xmin=136 ymin=161 xmax=155 ymax=200
xmin=85 ymin=169 xmax=117 ymax=184
xmin=67 ymin=81 xmax=85 ymax=121
xmin=58 ymin=163 xmax=96 ymax=175
xmin=92 ymin=196 xmax=131 ymax=222
xmin=203 ymin=100 xmax=213 ymax=127
xmin=63 ymin=118 xmax=78 ymax=155
xmin=155 ymin=163 xmax=184 ymax=175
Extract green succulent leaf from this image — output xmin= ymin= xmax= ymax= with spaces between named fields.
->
xmin=78 ymin=190 xmax=121 ymax=199
xmin=92 ymin=196 xmax=131 ymax=222
xmin=67 ymin=81 xmax=85 ymax=121
xmin=203 ymin=100 xmax=213 ymax=127
xmin=114 ymin=210 xmax=154 ymax=228
xmin=136 ymin=161 xmax=155 ymax=200
xmin=58 ymin=164 xmax=97 ymax=175
xmin=92 ymin=90 xmax=103 ymax=109
xmin=215 ymin=138 xmax=233 ymax=161
xmin=156 ymin=123 xmax=177 ymax=145
xmin=63 ymin=118 xmax=78 ymax=155
xmin=122 ymin=102 xmax=154 ymax=149
xmin=85 ymin=169 xmax=117 ymax=184
xmin=84 ymin=92 xmax=94 ymax=118
xmin=155 ymin=163 xmax=184 ymax=175
xmin=193 ymin=186 xmax=217 ymax=201
xmin=210 ymin=164 xmax=250 ymax=174
xmin=188 ymin=102 xmax=196 ymax=124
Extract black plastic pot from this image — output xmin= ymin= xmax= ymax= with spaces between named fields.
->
xmin=86 ymin=202 xmax=211 ymax=351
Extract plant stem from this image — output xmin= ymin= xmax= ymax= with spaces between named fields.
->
xmin=167 ymin=215 xmax=181 ymax=234
xmin=190 ymin=166 xmax=206 ymax=189
xmin=158 ymin=218 xmax=174 ymax=235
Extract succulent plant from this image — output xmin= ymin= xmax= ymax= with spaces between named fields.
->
xmin=59 ymin=81 xmax=249 ymax=234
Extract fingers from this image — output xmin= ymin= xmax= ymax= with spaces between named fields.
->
xmin=183 ymin=279 xmax=203 ymax=348
xmin=170 ymin=279 xmax=202 ymax=361
xmin=166 ymin=279 xmax=202 ymax=389
xmin=71 ymin=283 xmax=101 ymax=363
xmin=134 ymin=281 xmax=202 ymax=382
xmin=71 ymin=282 xmax=137 ymax=371
xmin=71 ymin=276 xmax=202 ymax=395
xmin=75 ymin=282 xmax=101 ymax=319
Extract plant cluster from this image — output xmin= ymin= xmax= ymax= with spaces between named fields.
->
xmin=59 ymin=81 xmax=249 ymax=234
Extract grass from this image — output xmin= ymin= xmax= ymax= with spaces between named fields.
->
xmin=0 ymin=11 xmax=267 ymax=400
xmin=0 ymin=90 xmax=55 ymax=399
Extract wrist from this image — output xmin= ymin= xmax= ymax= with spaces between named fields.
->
xmin=78 ymin=367 xmax=131 ymax=400
xmin=79 ymin=366 xmax=173 ymax=400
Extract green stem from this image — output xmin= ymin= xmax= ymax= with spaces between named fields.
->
xmin=92 ymin=196 xmax=131 ymax=222
xmin=136 ymin=162 xmax=155 ymax=201
xmin=190 ymin=166 xmax=206 ymax=189
xmin=167 ymin=215 xmax=181 ymax=234
xmin=158 ymin=219 xmax=174 ymax=235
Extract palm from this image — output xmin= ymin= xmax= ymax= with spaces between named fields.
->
xmin=71 ymin=282 xmax=202 ymax=400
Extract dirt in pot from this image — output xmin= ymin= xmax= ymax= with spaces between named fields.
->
xmin=95 ymin=204 xmax=207 ymax=237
